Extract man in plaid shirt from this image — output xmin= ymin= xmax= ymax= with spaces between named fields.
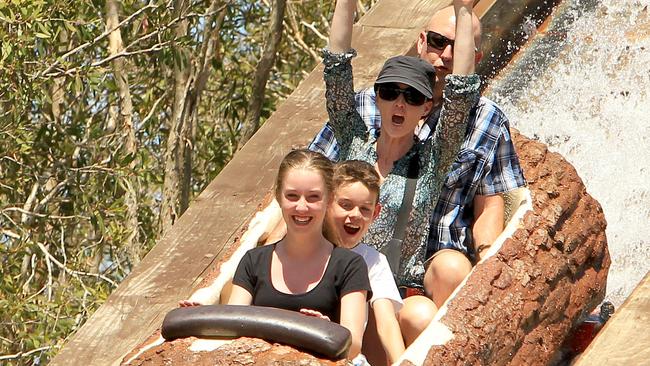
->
xmin=309 ymin=6 xmax=526 ymax=309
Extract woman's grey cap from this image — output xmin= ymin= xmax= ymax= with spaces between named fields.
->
xmin=374 ymin=55 xmax=436 ymax=99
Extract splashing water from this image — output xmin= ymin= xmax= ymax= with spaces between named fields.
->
xmin=488 ymin=0 xmax=650 ymax=306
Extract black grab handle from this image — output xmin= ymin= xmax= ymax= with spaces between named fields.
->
xmin=161 ymin=305 xmax=351 ymax=359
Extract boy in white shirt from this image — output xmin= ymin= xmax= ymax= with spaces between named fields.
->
xmin=329 ymin=160 xmax=405 ymax=364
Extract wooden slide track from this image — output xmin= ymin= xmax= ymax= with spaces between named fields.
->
xmin=574 ymin=271 xmax=650 ymax=366
xmin=49 ymin=0 xmax=618 ymax=365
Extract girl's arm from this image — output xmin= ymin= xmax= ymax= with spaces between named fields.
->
xmin=339 ymin=290 xmax=367 ymax=359
xmin=228 ymin=250 xmax=257 ymax=305
xmin=373 ymin=298 xmax=406 ymax=362
xmin=452 ymin=0 xmax=476 ymax=75
xmin=226 ymin=284 xmax=253 ymax=305
xmin=178 ymin=202 xmax=282 ymax=307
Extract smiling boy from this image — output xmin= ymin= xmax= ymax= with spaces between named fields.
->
xmin=329 ymin=160 xmax=405 ymax=364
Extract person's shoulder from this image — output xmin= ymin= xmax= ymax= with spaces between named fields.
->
xmin=333 ymin=245 xmax=362 ymax=258
xmin=355 ymin=87 xmax=378 ymax=110
xmin=350 ymin=243 xmax=382 ymax=267
xmin=332 ymin=246 xmax=366 ymax=264
xmin=475 ymin=96 xmax=509 ymax=124
xmin=467 ymin=96 xmax=512 ymax=137
xmin=246 ymin=243 xmax=275 ymax=257
xmin=356 ymin=86 xmax=375 ymax=99
xmin=477 ymin=95 xmax=503 ymax=109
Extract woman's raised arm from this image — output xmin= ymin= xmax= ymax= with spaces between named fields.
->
xmin=427 ymin=0 xmax=481 ymax=207
xmin=322 ymin=0 xmax=367 ymax=158
xmin=452 ymin=0 xmax=476 ymax=75
xmin=328 ymin=0 xmax=356 ymax=53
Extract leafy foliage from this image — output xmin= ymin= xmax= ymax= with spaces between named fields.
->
xmin=0 ymin=0 xmax=377 ymax=364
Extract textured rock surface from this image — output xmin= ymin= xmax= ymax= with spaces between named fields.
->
xmin=416 ymin=129 xmax=610 ymax=366
xmin=124 ymin=336 xmax=346 ymax=366
xmin=123 ymin=130 xmax=610 ymax=365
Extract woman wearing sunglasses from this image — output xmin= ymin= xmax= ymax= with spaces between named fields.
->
xmin=323 ymin=0 xmax=479 ymax=348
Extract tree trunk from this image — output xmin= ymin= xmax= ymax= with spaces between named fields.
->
xmin=106 ymin=0 xmax=141 ymax=266
xmin=161 ymin=0 xmax=226 ymax=235
xmin=179 ymin=1 xmax=228 ymax=211
xmin=51 ymin=29 xmax=67 ymax=124
xmin=160 ymin=0 xmax=190 ymax=235
xmin=236 ymin=0 xmax=287 ymax=150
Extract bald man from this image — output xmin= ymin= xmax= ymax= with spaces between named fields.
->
xmin=309 ymin=4 xmax=526 ymax=353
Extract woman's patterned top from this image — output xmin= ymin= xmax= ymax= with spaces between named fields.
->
xmin=323 ymin=49 xmax=480 ymax=288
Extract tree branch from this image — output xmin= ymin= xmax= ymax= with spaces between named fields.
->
xmin=139 ymin=93 xmax=166 ymax=128
xmin=37 ymin=242 xmax=118 ymax=287
xmin=106 ymin=0 xmax=141 ymax=267
xmin=36 ymin=2 xmax=159 ymax=78
xmin=160 ymin=0 xmax=192 ymax=234
xmin=45 ymin=42 xmax=171 ymax=78
xmin=285 ymin=3 xmax=320 ymax=63
xmin=236 ymin=0 xmax=287 ymax=150
xmin=2 ymin=207 xmax=85 ymax=220
xmin=21 ymin=182 xmax=39 ymax=225
xmin=38 ymin=5 xmax=228 ymax=78
xmin=0 ymin=346 xmax=53 ymax=362
xmin=300 ymin=20 xmax=328 ymax=42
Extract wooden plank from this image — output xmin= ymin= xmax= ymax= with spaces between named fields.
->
xmin=360 ymin=0 xmax=450 ymax=28
xmin=574 ymin=271 xmax=650 ymax=366
xmin=48 ymin=1 xmax=451 ymax=365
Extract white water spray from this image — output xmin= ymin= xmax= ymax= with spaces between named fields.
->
xmin=489 ymin=0 xmax=650 ymax=306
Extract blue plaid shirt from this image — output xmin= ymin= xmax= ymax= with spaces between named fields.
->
xmin=309 ymin=87 xmax=526 ymax=259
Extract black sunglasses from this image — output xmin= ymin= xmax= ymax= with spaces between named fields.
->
xmin=427 ymin=30 xmax=479 ymax=52
xmin=376 ymin=84 xmax=427 ymax=106
xmin=426 ymin=31 xmax=454 ymax=50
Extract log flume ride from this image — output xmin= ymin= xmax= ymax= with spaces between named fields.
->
xmin=52 ymin=0 xmax=650 ymax=365
xmin=161 ymin=305 xmax=352 ymax=359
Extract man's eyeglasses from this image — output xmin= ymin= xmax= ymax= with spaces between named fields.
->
xmin=426 ymin=30 xmax=479 ymax=52
xmin=376 ymin=84 xmax=428 ymax=106
xmin=426 ymin=31 xmax=454 ymax=50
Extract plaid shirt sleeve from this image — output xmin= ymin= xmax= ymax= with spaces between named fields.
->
xmin=308 ymin=87 xmax=381 ymax=161
xmin=426 ymin=98 xmax=526 ymax=258
xmin=308 ymin=122 xmax=340 ymax=161
xmin=475 ymin=112 xmax=526 ymax=196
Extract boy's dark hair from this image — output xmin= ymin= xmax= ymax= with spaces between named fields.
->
xmin=333 ymin=160 xmax=380 ymax=203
